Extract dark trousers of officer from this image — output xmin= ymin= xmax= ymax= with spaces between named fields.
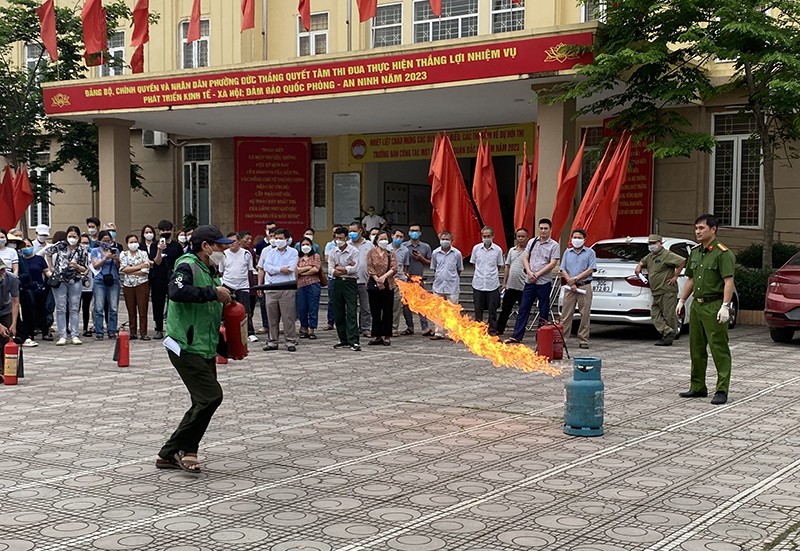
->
xmin=151 ymin=278 xmax=168 ymax=333
xmin=159 ymin=350 xmax=223 ymax=459
xmin=473 ymin=288 xmax=501 ymax=333
xmin=496 ymin=288 xmax=523 ymax=335
xmin=689 ymin=300 xmax=731 ymax=394
xmin=332 ymin=278 xmax=359 ymax=345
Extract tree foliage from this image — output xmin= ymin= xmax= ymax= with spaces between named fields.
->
xmin=550 ymin=0 xmax=800 ymax=267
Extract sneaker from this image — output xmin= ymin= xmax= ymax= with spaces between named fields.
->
xmin=22 ymin=338 xmax=38 ymax=348
xmin=71 ymin=337 xmax=83 ymax=345
xmin=350 ymin=343 xmax=361 ymax=351
xmin=56 ymin=337 xmax=67 ymax=346
xmin=333 ymin=342 xmax=348 ymax=348
xmin=247 ymin=334 xmax=259 ymax=343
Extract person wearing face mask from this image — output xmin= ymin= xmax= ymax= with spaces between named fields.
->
xmin=328 ymin=226 xmax=361 ymax=351
xmin=322 ymin=227 xmax=342 ymax=331
xmin=219 ymin=231 xmax=257 ymax=342
xmin=32 ymin=224 xmax=51 ymax=254
xmin=470 ymin=226 xmax=505 ymax=336
xmin=120 ymin=234 xmax=153 ymax=340
xmin=497 ymin=228 xmax=530 ymax=337
xmin=9 ymin=234 xmax=34 ymax=346
xmin=295 ymin=236 xmax=322 ymax=340
xmin=389 ymin=229 xmax=410 ymax=337
xmin=20 ymin=239 xmax=49 ymax=345
xmin=90 ymin=230 xmax=121 ymax=340
xmin=0 ymin=229 xmax=20 ymax=276
xmin=348 ymin=222 xmax=374 ymax=337
xmin=156 ymin=225 xmax=233 ymax=474
xmin=361 ymin=206 xmax=386 ymax=232
xmin=149 ymin=220 xmax=184 ymax=340
xmin=559 ymin=229 xmax=598 ymax=350
xmin=86 ymin=217 xmax=101 ymax=247
xmin=103 ymin=222 xmax=122 ymax=251
xmin=42 ymin=226 xmax=90 ymax=345
xmin=402 ymin=224 xmax=432 ymax=336
xmin=258 ymin=228 xmax=299 ymax=352
xmin=78 ymin=234 xmax=95 ymax=337
xmin=430 ymin=231 xmax=463 ymax=340
xmin=365 ymin=230 xmax=397 ymax=346
xmin=295 ymin=228 xmax=320 ymax=255
xmin=635 ymin=234 xmax=686 ymax=346
xmin=177 ymin=230 xmax=189 ymax=253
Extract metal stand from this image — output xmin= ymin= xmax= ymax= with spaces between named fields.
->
xmin=527 ymin=283 xmax=561 ymax=331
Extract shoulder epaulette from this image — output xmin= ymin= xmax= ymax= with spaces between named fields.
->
xmin=717 ymin=243 xmax=729 ymax=251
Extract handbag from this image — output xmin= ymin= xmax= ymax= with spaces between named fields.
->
xmin=317 ymin=267 xmax=328 ymax=288
xmin=47 ymin=273 xmax=62 ymax=288
xmin=103 ymin=273 xmax=115 ymax=287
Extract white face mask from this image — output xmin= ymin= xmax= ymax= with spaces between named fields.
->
xmin=304 ymin=234 xmax=314 ymax=241
xmin=128 ymin=243 xmax=140 ymax=252
xmin=88 ymin=227 xmax=97 ymax=236
xmin=209 ymin=250 xmax=225 ymax=266
xmin=144 ymin=233 xmax=154 ymax=241
xmin=178 ymin=235 xmax=187 ymax=244
xmin=301 ymin=245 xmax=312 ymax=254
xmin=0 ymin=238 xmax=6 ymax=247
xmin=275 ymin=239 xmax=287 ymax=249
xmin=483 ymin=237 xmax=493 ymax=246
xmin=37 ymin=235 xmax=48 ymax=243
xmin=648 ymin=244 xmax=660 ymax=253
xmin=335 ymin=239 xmax=346 ymax=248
xmin=269 ymin=238 xmax=277 ymax=247
xmin=377 ymin=239 xmax=389 ymax=248
xmin=67 ymin=237 xmax=79 ymax=246
xmin=572 ymin=238 xmax=585 ymax=249
xmin=440 ymin=240 xmax=451 ymax=249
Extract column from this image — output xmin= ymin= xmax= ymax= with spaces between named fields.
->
xmin=95 ymin=118 xmax=133 ymax=236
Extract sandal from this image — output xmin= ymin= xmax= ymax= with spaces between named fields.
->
xmin=174 ymin=451 xmax=202 ymax=474
xmin=503 ymin=338 xmax=520 ymax=345
xmin=400 ymin=328 xmax=414 ymax=335
xmin=308 ymin=333 xmax=317 ymax=340
xmin=155 ymin=455 xmax=180 ymax=470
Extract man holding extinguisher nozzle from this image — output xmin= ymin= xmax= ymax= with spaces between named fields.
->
xmin=155 ymin=225 xmax=233 ymax=474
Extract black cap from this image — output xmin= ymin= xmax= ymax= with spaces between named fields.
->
xmin=191 ymin=225 xmax=235 ymax=245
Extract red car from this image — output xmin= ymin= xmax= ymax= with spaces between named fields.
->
xmin=765 ymin=251 xmax=800 ymax=343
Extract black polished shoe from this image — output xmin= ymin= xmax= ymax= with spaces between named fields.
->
xmin=679 ymin=389 xmax=708 ymax=398
xmin=711 ymin=391 xmax=728 ymax=405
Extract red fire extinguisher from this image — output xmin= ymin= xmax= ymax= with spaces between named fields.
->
xmin=113 ymin=331 xmax=130 ymax=367
xmin=537 ymin=324 xmax=556 ymax=360
xmin=223 ymin=300 xmax=248 ymax=360
xmin=216 ymin=325 xmax=229 ymax=365
xmin=551 ymin=323 xmax=564 ymax=360
xmin=3 ymin=341 xmax=19 ymax=385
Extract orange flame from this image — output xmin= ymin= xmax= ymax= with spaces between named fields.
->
xmin=397 ymin=278 xmax=561 ymax=376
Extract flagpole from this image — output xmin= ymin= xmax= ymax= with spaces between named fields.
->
xmin=346 ymin=0 xmax=352 ymax=51
xmin=262 ymin=0 xmax=268 ymax=60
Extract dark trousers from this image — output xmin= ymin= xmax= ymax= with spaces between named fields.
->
xmin=332 ymin=278 xmax=359 ymax=345
xmin=0 ymin=312 xmax=10 ymax=366
xmin=259 ymin=296 xmax=269 ymax=330
xmin=33 ymin=289 xmax=50 ymax=336
xmin=512 ymin=282 xmax=553 ymax=342
xmin=326 ymin=279 xmax=336 ymax=326
xmin=369 ymin=288 xmax=393 ymax=338
xmin=473 ymin=288 xmax=501 ymax=333
xmin=496 ymin=288 xmax=523 ymax=335
xmin=159 ymin=350 xmax=223 ymax=458
xmin=18 ymin=289 xmax=35 ymax=342
xmin=81 ymin=292 xmax=92 ymax=332
xmin=151 ymin=278 xmax=168 ymax=332
xmin=233 ymin=289 xmax=255 ymax=335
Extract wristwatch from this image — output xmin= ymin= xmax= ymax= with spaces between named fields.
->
xmin=722 ymin=302 xmax=733 ymax=309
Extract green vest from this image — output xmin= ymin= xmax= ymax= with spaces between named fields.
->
xmin=166 ymin=253 xmax=223 ymax=359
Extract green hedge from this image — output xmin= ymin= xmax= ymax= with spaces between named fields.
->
xmin=736 ymin=242 xmax=800 ymax=269
xmin=734 ymin=266 xmax=774 ymax=310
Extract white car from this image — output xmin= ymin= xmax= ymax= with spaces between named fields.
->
xmin=558 ymin=236 xmax=738 ymax=331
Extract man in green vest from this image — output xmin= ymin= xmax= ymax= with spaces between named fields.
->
xmin=676 ymin=214 xmax=736 ymax=405
xmin=156 ymin=225 xmax=233 ymax=473
xmin=635 ymin=234 xmax=686 ymax=346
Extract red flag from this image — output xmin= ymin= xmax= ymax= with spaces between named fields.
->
xmin=131 ymin=0 xmax=149 ymax=47
xmin=356 ymin=0 xmax=377 ymax=22
xmin=299 ymin=0 xmax=311 ymax=31
xmin=512 ymin=0 xmax=523 ymax=3
xmin=241 ymin=0 xmax=255 ymax=31
xmin=131 ymin=44 xmax=144 ymax=73
xmin=37 ymin=0 xmax=58 ymax=62
xmin=12 ymin=166 xmax=35 ymax=224
xmin=585 ymin=135 xmax=632 ymax=244
xmin=551 ymin=132 xmax=587 ymax=240
xmin=187 ymin=0 xmax=201 ymax=43
xmin=473 ymin=135 xmax=507 ymax=251
xmin=81 ymin=0 xmax=107 ymax=65
xmin=430 ymin=134 xmax=482 ymax=253
xmin=572 ymin=139 xmax=614 ymax=233
xmin=513 ymin=142 xmax=529 ymax=231
xmin=521 ymin=126 xmax=539 ymax=234
xmin=0 ymin=166 xmax=17 ymax=230
xmin=429 ymin=0 xmax=442 ymax=16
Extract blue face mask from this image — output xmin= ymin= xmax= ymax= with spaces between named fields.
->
xmin=21 ymin=247 xmax=34 ymax=256
xmin=392 ymin=238 xmax=403 ymax=247
xmin=109 ymin=231 xmax=117 ymax=239
xmin=410 ymin=231 xmax=421 ymax=240
xmin=348 ymin=232 xmax=360 ymax=242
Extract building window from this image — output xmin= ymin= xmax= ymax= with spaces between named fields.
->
xmin=311 ymin=143 xmax=328 ymax=208
xmin=298 ymin=13 xmax=328 ymax=56
xmin=99 ymin=31 xmax=125 ymax=77
xmin=491 ymin=0 xmax=524 ymax=34
xmin=25 ymin=43 xmax=43 ymax=79
xmin=413 ymin=0 xmax=478 ymax=43
xmin=28 ymin=164 xmax=50 ymax=228
xmin=181 ymin=20 xmax=210 ymax=68
xmin=580 ymin=126 xmax=604 ymax=196
xmin=183 ymin=144 xmax=212 ymax=226
xmin=372 ymin=4 xmax=403 ymax=48
xmin=582 ymin=0 xmax=606 ymax=22
xmin=711 ymin=113 xmax=762 ymax=228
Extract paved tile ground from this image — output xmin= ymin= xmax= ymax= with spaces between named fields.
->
xmin=1 ymin=318 xmax=800 ymax=550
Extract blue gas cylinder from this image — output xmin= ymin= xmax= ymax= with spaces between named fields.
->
xmin=564 ymin=356 xmax=604 ymax=436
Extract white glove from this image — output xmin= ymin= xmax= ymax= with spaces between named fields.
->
xmin=676 ymin=298 xmax=686 ymax=318
xmin=716 ymin=305 xmax=730 ymax=324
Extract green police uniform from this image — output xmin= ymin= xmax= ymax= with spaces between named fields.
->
xmin=642 ymin=247 xmax=685 ymax=337
xmin=684 ymin=239 xmax=735 ymax=394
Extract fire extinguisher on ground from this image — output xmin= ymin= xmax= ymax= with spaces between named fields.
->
xmin=3 ymin=341 xmax=19 ymax=385
xmin=536 ymin=322 xmax=567 ymax=361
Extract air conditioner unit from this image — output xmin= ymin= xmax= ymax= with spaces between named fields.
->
xmin=142 ymin=130 xmax=168 ymax=148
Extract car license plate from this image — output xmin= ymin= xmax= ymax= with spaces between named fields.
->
xmin=592 ymin=280 xmax=612 ymax=293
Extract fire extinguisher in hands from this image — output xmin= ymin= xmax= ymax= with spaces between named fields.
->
xmin=222 ymin=298 xmax=248 ymax=360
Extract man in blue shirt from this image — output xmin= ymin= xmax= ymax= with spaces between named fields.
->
xmin=560 ymin=229 xmax=597 ymax=349
xmin=258 ymin=228 xmax=299 ymax=352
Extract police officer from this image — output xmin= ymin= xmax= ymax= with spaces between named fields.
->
xmin=635 ymin=234 xmax=686 ymax=346
xmin=676 ymin=214 xmax=735 ymax=405
xmin=155 ymin=225 xmax=233 ymax=473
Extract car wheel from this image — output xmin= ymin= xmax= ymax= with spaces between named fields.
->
xmin=728 ymin=296 xmax=738 ymax=329
xmin=770 ymin=328 xmax=795 ymax=343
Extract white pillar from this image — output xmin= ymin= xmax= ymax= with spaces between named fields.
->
xmin=95 ymin=118 xmax=133 ymax=236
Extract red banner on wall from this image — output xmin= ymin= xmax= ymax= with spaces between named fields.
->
xmin=234 ymin=137 xmax=311 ymax=239
xmin=43 ymin=33 xmax=593 ymax=115
xmin=604 ymin=120 xmax=654 ymax=238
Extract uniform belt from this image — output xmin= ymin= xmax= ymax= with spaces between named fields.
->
xmin=694 ymin=295 xmax=722 ymax=303
xmin=333 ymin=277 xmax=356 ymax=282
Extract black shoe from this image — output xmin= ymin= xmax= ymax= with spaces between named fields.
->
xmin=130 ymin=334 xmax=138 ymax=340
xmin=263 ymin=344 xmax=278 ymax=351
xmin=154 ymin=331 xmax=164 ymax=340
xmin=679 ymin=389 xmax=708 ymax=398
xmin=368 ymin=338 xmax=384 ymax=345
xmin=673 ymin=328 xmax=681 ymax=341
xmin=655 ymin=334 xmax=674 ymax=346
xmin=333 ymin=342 xmax=348 ymax=349
xmin=711 ymin=391 xmax=728 ymax=405
xmin=287 ymin=345 xmax=297 ymax=352
xmin=350 ymin=343 xmax=361 ymax=351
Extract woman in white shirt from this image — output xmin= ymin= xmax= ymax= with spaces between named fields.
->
xmin=119 ymin=234 xmax=153 ymax=340
xmin=0 ymin=229 xmax=19 ymax=276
